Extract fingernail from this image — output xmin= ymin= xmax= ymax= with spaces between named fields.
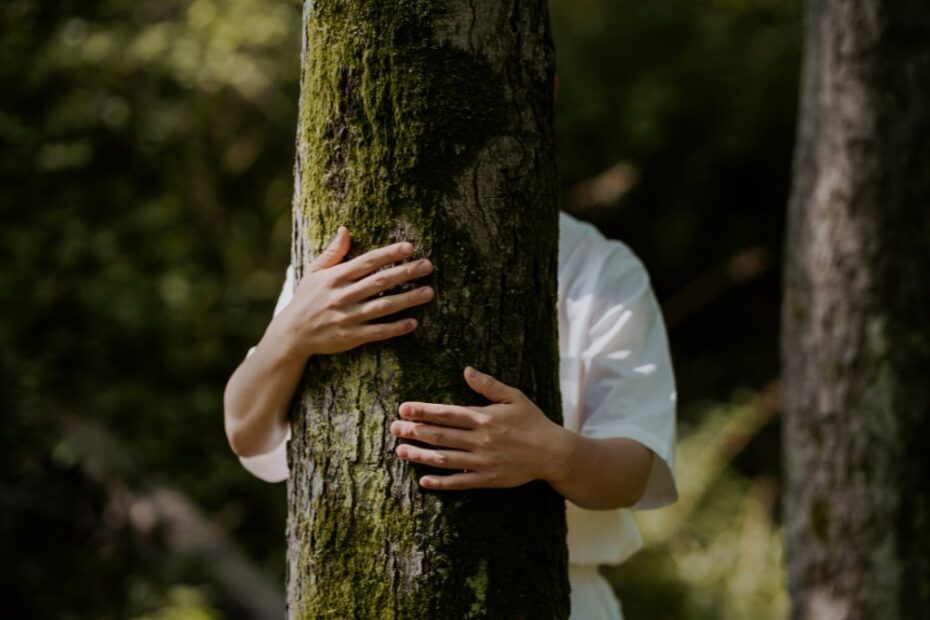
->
xmin=406 ymin=319 xmax=417 ymax=329
xmin=400 ymin=242 xmax=414 ymax=255
xmin=419 ymin=259 xmax=432 ymax=274
xmin=338 ymin=225 xmax=347 ymax=234
xmin=420 ymin=286 xmax=433 ymax=300
xmin=466 ymin=366 xmax=478 ymax=378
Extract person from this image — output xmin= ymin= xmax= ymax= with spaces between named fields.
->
xmin=223 ymin=209 xmax=678 ymax=619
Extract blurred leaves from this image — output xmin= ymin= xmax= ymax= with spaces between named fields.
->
xmin=612 ymin=383 xmax=787 ymax=619
xmin=2 ymin=0 xmax=301 ymax=615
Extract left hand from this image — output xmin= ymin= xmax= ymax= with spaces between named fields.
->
xmin=389 ymin=366 xmax=566 ymax=490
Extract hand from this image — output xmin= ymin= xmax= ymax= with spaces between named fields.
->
xmin=269 ymin=225 xmax=436 ymax=361
xmin=389 ymin=366 xmax=568 ymax=490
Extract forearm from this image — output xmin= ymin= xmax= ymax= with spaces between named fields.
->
xmin=223 ymin=319 xmax=306 ymax=458
xmin=544 ymin=427 xmax=654 ymax=510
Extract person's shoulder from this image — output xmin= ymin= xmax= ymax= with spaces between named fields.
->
xmin=558 ymin=211 xmax=648 ymax=291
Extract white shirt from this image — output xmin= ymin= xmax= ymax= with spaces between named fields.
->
xmin=238 ymin=210 xmax=678 ymax=567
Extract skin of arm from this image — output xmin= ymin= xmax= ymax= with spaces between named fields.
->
xmin=223 ymin=226 xmax=437 ymax=458
xmin=226 ymin=225 xmax=654 ymax=510
xmin=389 ymin=366 xmax=654 ymax=511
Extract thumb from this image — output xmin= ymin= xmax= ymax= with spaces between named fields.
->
xmin=308 ymin=226 xmax=350 ymax=273
xmin=464 ymin=366 xmax=519 ymax=404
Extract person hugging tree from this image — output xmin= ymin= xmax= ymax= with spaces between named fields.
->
xmin=224 ymin=211 xmax=678 ymax=619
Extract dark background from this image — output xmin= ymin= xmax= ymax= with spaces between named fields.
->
xmin=1 ymin=0 xmax=799 ymax=617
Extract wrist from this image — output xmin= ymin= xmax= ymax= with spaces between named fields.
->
xmin=538 ymin=422 xmax=578 ymax=487
xmin=263 ymin=311 xmax=313 ymax=365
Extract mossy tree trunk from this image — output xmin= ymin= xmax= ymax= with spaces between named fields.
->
xmin=284 ymin=1 xmax=569 ymax=618
xmin=781 ymin=1 xmax=930 ymax=618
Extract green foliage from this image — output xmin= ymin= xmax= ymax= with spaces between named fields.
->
xmin=1 ymin=0 xmax=302 ymax=614
xmin=1 ymin=0 xmax=797 ymax=617
xmin=611 ymin=391 xmax=787 ymax=619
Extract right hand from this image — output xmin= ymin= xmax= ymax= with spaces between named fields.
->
xmin=269 ymin=225 xmax=435 ymax=360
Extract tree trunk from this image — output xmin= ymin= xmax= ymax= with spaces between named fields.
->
xmin=781 ymin=1 xmax=930 ymax=619
xmin=284 ymin=1 xmax=569 ymax=618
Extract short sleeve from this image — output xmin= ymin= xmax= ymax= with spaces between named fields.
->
xmin=579 ymin=246 xmax=678 ymax=510
xmin=238 ymin=264 xmax=295 ymax=483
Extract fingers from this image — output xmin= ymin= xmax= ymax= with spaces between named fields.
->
xmin=341 ymin=258 xmax=433 ymax=302
xmin=354 ymin=317 xmax=419 ymax=343
xmin=394 ymin=443 xmax=481 ymax=470
xmin=464 ymin=366 xmax=521 ymax=404
xmin=308 ymin=226 xmax=350 ymax=273
xmin=390 ymin=420 xmax=476 ymax=450
xmin=398 ymin=402 xmax=484 ymax=430
xmin=354 ymin=286 xmax=434 ymax=322
xmin=419 ymin=472 xmax=488 ymax=490
xmin=332 ymin=240 xmax=415 ymax=282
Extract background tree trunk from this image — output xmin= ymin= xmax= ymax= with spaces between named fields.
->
xmin=781 ymin=1 xmax=930 ymax=619
xmin=285 ymin=1 xmax=569 ymax=618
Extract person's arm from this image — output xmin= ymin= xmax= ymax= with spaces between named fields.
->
xmin=224 ymin=226 xmax=437 ymax=458
xmin=388 ymin=234 xmax=677 ymax=511
xmin=544 ymin=428 xmax=653 ymax=510
xmin=388 ymin=366 xmax=653 ymax=510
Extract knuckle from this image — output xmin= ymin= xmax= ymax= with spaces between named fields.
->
xmin=373 ymin=274 xmax=390 ymax=289
xmin=434 ymin=452 xmax=448 ymax=466
xmin=326 ymin=292 xmax=348 ymax=309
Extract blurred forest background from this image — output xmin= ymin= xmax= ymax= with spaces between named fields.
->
xmin=1 ymin=0 xmax=799 ymax=618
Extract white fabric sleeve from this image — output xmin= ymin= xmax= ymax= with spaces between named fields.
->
xmin=237 ymin=265 xmax=295 ymax=483
xmin=579 ymin=245 xmax=679 ymax=510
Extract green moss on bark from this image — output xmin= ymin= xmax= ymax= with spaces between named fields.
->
xmin=296 ymin=0 xmax=507 ymax=260
xmin=287 ymin=0 xmax=569 ymax=617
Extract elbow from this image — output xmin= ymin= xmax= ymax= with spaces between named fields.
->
xmin=616 ymin=482 xmax=648 ymax=510
xmin=573 ymin=488 xmax=644 ymax=511
xmin=225 ymin=418 xmax=274 ymax=459
xmin=224 ymin=413 xmax=251 ymax=458
xmin=223 ymin=393 xmax=287 ymax=459
xmin=575 ymin=447 xmax=653 ymax=511
xmin=226 ymin=424 xmax=250 ymax=458
xmin=223 ymin=381 xmax=254 ymax=458
xmin=613 ymin=449 xmax=654 ymax=509
xmin=224 ymin=404 xmax=268 ymax=459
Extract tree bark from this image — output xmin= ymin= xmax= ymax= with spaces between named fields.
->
xmin=781 ymin=1 xmax=930 ymax=619
xmin=285 ymin=1 xmax=569 ymax=618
